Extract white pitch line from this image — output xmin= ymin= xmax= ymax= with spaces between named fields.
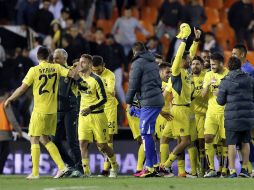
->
xmin=43 ymin=186 xmax=98 ymax=190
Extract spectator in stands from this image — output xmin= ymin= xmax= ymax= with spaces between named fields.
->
xmin=66 ymin=25 xmax=90 ymax=65
xmin=90 ymin=27 xmax=111 ymax=65
xmin=0 ymin=89 xmax=22 ymax=174
xmin=232 ymin=44 xmax=254 ymax=77
xmin=49 ymin=0 xmax=63 ymax=19
xmin=16 ymin=0 xmax=39 ymax=27
xmin=184 ymin=0 xmax=206 ymax=27
xmin=202 ymin=32 xmax=222 ymax=54
xmin=228 ymin=0 xmax=254 ymax=50
xmin=105 ymin=34 xmax=126 ymax=107
xmin=201 ymin=50 xmax=211 ymax=70
xmin=14 ymin=48 xmax=34 ymax=85
xmin=217 ymin=57 xmax=254 ymax=178
xmin=47 ymin=19 xmax=62 ymax=50
xmin=29 ymin=36 xmax=43 ymax=65
xmin=112 ymin=6 xmax=149 ymax=56
xmin=155 ymin=0 xmax=184 ymax=39
xmin=31 ymin=0 xmax=54 ymax=36
xmin=146 ymin=36 xmax=163 ymax=56
xmin=58 ymin=7 xmax=70 ymax=29
xmin=95 ymin=0 xmax=113 ymax=20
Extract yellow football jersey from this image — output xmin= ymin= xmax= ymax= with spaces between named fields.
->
xmin=162 ymin=81 xmax=171 ymax=113
xmin=22 ymin=61 xmax=69 ymax=114
xmin=100 ymin=68 xmax=118 ymax=109
xmin=191 ymin=71 xmax=208 ymax=115
xmin=78 ymin=72 xmax=107 ymax=112
xmin=203 ymin=68 xmax=229 ymax=114
xmin=169 ymin=41 xmax=197 ymax=105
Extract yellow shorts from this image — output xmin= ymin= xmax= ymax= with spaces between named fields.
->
xmin=171 ymin=106 xmax=191 ymax=137
xmin=204 ymin=114 xmax=225 ymax=140
xmin=155 ymin=114 xmax=167 ymax=139
xmin=195 ymin=114 xmax=205 ymax=139
xmin=161 ymin=120 xmax=174 ymax=139
xmin=105 ymin=107 xmax=118 ymax=135
xmin=126 ymin=110 xmax=140 ymax=140
xmin=28 ymin=112 xmax=57 ymax=136
xmin=78 ymin=112 xmax=109 ymax=143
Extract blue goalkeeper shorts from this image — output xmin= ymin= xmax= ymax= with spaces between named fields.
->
xmin=139 ymin=107 xmax=162 ymax=135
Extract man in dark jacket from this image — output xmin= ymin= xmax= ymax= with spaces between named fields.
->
xmin=217 ymin=57 xmax=254 ymax=178
xmin=52 ymin=48 xmax=83 ymax=177
xmin=126 ymin=42 xmax=164 ymax=177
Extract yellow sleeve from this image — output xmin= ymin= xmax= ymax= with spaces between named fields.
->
xmin=53 ymin=30 xmax=61 ymax=43
xmin=57 ymin=64 xmax=69 ymax=77
xmin=22 ymin=67 xmax=35 ymax=86
xmin=189 ymin=41 xmax=199 ymax=60
xmin=171 ymin=41 xmax=186 ymax=76
xmin=203 ymin=72 xmax=211 ymax=89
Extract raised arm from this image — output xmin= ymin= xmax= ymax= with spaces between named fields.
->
xmin=189 ymin=28 xmax=201 ymax=60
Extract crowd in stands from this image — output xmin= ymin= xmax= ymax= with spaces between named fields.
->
xmin=1 ymin=0 xmax=254 ymax=128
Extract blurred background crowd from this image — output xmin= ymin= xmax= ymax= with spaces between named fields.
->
xmin=1 ymin=0 xmax=254 ymax=129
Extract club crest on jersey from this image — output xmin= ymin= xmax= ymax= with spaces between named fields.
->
xmin=180 ymin=128 xmax=184 ymax=133
xmin=64 ymin=78 xmax=69 ymax=83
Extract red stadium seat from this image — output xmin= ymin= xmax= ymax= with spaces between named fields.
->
xmin=205 ymin=0 xmax=223 ymax=9
xmin=216 ymin=23 xmax=235 ymax=50
xmin=141 ymin=7 xmax=158 ymax=24
xmin=223 ymin=0 xmax=238 ymax=9
xmin=96 ymin=19 xmax=114 ymax=34
xmin=135 ymin=20 xmax=154 ymax=42
xmin=146 ymin=0 xmax=164 ymax=8
xmin=247 ymin=51 xmax=254 ymax=66
xmin=204 ymin=7 xmax=220 ymax=25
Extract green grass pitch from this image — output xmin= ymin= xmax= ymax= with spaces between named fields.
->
xmin=1 ymin=176 xmax=254 ymax=190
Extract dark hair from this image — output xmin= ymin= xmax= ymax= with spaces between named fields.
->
xmin=48 ymin=54 xmax=54 ymax=63
xmin=149 ymin=36 xmax=159 ymax=42
xmin=192 ymin=56 xmax=204 ymax=64
xmin=37 ymin=46 xmax=50 ymax=60
xmin=35 ymin=37 xmax=43 ymax=45
xmin=182 ymin=51 xmax=190 ymax=60
xmin=228 ymin=57 xmax=241 ymax=70
xmin=233 ymin=44 xmax=247 ymax=57
xmin=132 ymin=42 xmax=146 ymax=52
xmin=159 ymin=62 xmax=171 ymax=70
xmin=92 ymin=55 xmax=104 ymax=66
xmin=81 ymin=54 xmax=93 ymax=63
xmin=210 ymin=52 xmax=224 ymax=64
xmin=124 ymin=6 xmax=132 ymax=10
xmin=62 ymin=34 xmax=72 ymax=44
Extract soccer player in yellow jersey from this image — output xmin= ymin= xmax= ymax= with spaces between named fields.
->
xmin=161 ymin=24 xmax=201 ymax=178
xmin=190 ymin=56 xmax=208 ymax=176
xmin=202 ymin=53 xmax=229 ymax=178
xmin=4 ymin=46 xmax=77 ymax=179
xmin=76 ymin=54 xmax=118 ymax=177
xmin=201 ymin=50 xmax=211 ymax=71
xmin=91 ymin=55 xmax=119 ymax=176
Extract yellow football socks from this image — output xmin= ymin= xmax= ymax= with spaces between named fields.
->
xmin=160 ymin=144 xmax=169 ymax=164
xmin=45 ymin=141 xmax=65 ymax=171
xmin=188 ymin=146 xmax=198 ymax=175
xmin=137 ymin=144 xmax=145 ymax=171
xmin=82 ymin=158 xmax=91 ymax=175
xmin=31 ymin=144 xmax=40 ymax=176
xmin=205 ymin=143 xmax=215 ymax=170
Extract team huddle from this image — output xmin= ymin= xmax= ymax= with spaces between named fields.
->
xmin=3 ymin=23 xmax=254 ymax=179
